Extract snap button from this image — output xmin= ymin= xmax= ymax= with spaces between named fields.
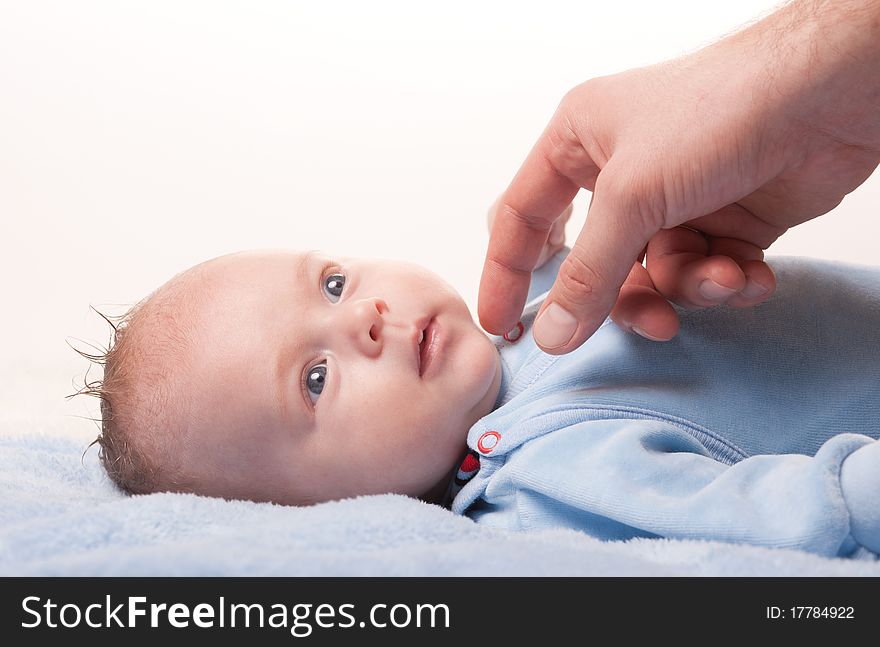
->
xmin=456 ymin=453 xmax=480 ymax=481
xmin=477 ymin=431 xmax=501 ymax=454
xmin=503 ymin=321 xmax=524 ymax=343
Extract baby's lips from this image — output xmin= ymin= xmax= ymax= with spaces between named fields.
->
xmin=413 ymin=315 xmax=432 ymax=375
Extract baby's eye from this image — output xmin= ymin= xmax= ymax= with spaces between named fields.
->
xmin=305 ymin=362 xmax=327 ymax=403
xmin=323 ymin=273 xmax=346 ymax=302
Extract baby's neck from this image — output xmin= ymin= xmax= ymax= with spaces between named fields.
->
xmin=419 ymin=465 xmax=458 ymax=505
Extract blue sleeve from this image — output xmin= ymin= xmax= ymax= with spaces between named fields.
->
xmin=497 ymin=418 xmax=880 ymax=557
xmin=526 ymin=246 xmax=569 ymax=304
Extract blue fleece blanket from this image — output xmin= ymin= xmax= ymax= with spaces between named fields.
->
xmin=1 ymin=433 xmax=878 ymax=576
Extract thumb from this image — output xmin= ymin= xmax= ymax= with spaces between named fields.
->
xmin=533 ymin=169 xmax=656 ymax=354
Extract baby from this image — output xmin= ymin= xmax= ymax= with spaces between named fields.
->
xmin=81 ymin=241 xmax=880 ymax=559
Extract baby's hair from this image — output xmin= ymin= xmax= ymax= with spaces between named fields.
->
xmin=69 ymin=274 xmax=199 ymax=496
xmin=69 ymin=302 xmax=158 ymax=493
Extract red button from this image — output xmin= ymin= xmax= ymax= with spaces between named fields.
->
xmin=503 ymin=322 xmax=524 ymax=343
xmin=460 ymin=453 xmax=480 ymax=473
xmin=477 ymin=431 xmax=501 ymax=454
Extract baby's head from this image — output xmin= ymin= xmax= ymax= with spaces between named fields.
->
xmin=87 ymin=250 xmax=502 ymax=505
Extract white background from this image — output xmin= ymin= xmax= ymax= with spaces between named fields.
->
xmin=1 ymin=1 xmax=877 ymax=434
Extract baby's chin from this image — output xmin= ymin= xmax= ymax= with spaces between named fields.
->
xmin=461 ymin=327 xmax=503 ymax=422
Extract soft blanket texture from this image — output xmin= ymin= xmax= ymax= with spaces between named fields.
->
xmin=2 ymin=433 xmax=878 ymax=576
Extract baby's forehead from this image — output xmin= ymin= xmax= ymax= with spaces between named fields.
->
xmin=156 ymin=249 xmax=319 ymax=339
xmin=170 ymin=250 xmax=308 ymax=298
xmin=198 ymin=248 xmax=310 ymax=274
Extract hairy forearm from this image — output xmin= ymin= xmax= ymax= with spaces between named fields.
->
xmin=742 ymin=0 xmax=880 ymax=148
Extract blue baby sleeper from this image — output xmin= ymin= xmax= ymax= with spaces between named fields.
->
xmin=450 ymin=251 xmax=880 ymax=558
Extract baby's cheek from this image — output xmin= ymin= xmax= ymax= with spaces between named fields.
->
xmin=388 ymin=413 xmax=447 ymax=461
xmin=462 ymin=333 xmax=501 ymax=400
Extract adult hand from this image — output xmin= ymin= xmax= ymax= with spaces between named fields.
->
xmin=487 ymin=196 xmax=572 ymax=271
xmin=479 ymin=0 xmax=880 ymax=353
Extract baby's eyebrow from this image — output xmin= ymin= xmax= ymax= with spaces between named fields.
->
xmin=296 ymin=249 xmax=319 ymax=285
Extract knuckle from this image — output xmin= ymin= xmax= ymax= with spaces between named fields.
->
xmin=498 ymin=202 xmax=551 ymax=234
xmin=487 ymin=254 xmax=533 ymax=279
xmin=546 ymin=84 xmax=605 ymax=179
xmin=595 ymin=169 xmax=627 ymax=204
xmin=556 ymin=252 xmax=606 ymax=307
xmin=559 ymin=83 xmax=585 ymax=110
xmin=598 ymin=166 xmax=666 ymax=234
xmin=545 ymin=121 xmax=591 ymax=179
xmin=561 ymin=77 xmax=605 ymax=107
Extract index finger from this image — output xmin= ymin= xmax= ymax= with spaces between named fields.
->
xmin=478 ymin=122 xmax=595 ymax=334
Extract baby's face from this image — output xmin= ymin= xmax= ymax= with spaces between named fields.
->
xmin=169 ymin=250 xmax=502 ymax=505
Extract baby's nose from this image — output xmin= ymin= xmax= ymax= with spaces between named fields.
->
xmin=348 ymin=297 xmax=387 ymax=352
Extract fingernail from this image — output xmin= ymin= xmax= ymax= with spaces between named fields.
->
xmin=632 ymin=326 xmax=667 ymax=342
xmin=698 ymin=279 xmax=737 ymax=301
xmin=740 ymin=279 xmax=769 ymax=299
xmin=534 ymin=302 xmax=578 ymax=349
xmin=550 ymin=228 xmax=565 ymax=246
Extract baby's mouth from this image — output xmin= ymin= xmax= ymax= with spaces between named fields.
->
xmin=417 ymin=326 xmax=427 ymax=375
xmin=418 ymin=318 xmax=439 ymax=377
